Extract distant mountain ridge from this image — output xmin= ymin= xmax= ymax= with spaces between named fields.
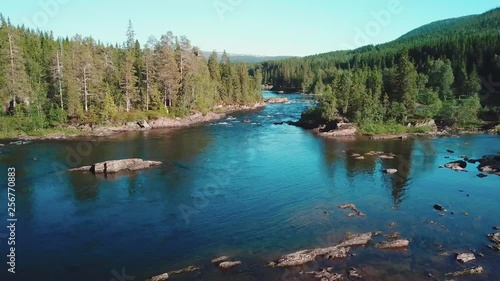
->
xmin=202 ymin=51 xmax=295 ymax=63
xmin=398 ymin=7 xmax=500 ymax=41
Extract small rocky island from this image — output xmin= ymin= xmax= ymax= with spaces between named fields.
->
xmin=69 ymin=158 xmax=162 ymax=174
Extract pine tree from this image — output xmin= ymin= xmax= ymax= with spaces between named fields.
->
xmin=155 ymin=38 xmax=180 ymax=108
xmin=0 ymin=23 xmax=32 ymax=112
xmin=393 ymin=49 xmax=417 ymax=120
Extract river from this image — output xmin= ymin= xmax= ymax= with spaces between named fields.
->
xmin=0 ymin=91 xmax=499 ymax=281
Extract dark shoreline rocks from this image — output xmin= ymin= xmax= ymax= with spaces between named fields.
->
xmin=69 ymin=158 xmax=162 ymax=174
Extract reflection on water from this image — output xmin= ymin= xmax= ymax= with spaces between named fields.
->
xmin=0 ymin=92 xmax=499 ymax=281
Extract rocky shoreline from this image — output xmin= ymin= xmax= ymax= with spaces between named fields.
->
xmin=7 ymin=102 xmax=266 ymax=141
xmin=288 ymin=117 xmax=500 ymax=139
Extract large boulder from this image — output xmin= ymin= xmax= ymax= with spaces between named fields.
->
xmin=456 ymin=253 xmax=475 ymax=263
xmin=69 ymin=158 xmax=162 ymax=174
xmin=218 ymin=261 xmax=241 ymax=269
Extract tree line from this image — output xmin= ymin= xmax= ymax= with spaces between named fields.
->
xmin=0 ymin=17 xmax=262 ymax=131
xmin=255 ymin=8 xmax=500 ymax=128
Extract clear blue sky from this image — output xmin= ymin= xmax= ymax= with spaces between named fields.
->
xmin=1 ymin=0 xmax=499 ymax=56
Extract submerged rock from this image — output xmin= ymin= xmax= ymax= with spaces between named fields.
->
xmin=211 ymin=256 xmax=230 ymax=264
xmin=168 ymin=265 xmax=199 ymax=275
xmin=69 ymin=158 xmax=162 ymax=173
xmin=305 ymin=268 xmax=343 ymax=281
xmin=456 ymin=253 xmax=475 ymax=263
xmin=374 ymin=239 xmax=410 ymax=249
xmin=272 ymin=246 xmax=350 ymax=268
xmin=493 ymin=226 xmax=500 ymax=230
xmin=348 ymin=268 xmax=362 ymax=279
xmin=384 ymin=232 xmax=400 ymax=239
xmin=447 ymin=149 xmax=455 ymax=153
xmin=339 ymin=203 xmax=366 ymax=217
xmin=272 ymin=249 xmax=318 ymax=267
xmin=337 ymin=232 xmax=372 ymax=247
xmin=477 ymin=173 xmax=488 ymax=178
xmin=219 ymin=261 xmax=241 ymax=269
xmin=148 ymin=273 xmax=169 ymax=281
xmin=445 ymin=266 xmax=484 ymax=277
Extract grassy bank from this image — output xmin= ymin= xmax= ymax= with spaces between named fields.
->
xmin=359 ymin=123 xmax=434 ymax=135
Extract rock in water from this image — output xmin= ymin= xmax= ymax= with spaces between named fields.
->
xmin=447 ymin=149 xmax=455 ymax=153
xmin=218 ymin=261 xmax=241 ymax=269
xmin=148 ymin=272 xmax=169 ymax=281
xmin=383 ymin=169 xmax=398 ymax=174
xmin=211 ymin=256 xmax=230 ymax=264
xmin=337 ymin=232 xmax=373 ymax=247
xmin=69 ymin=158 xmax=162 ymax=173
xmin=444 ymin=160 xmax=467 ymax=170
xmin=477 ymin=173 xmax=488 ymax=178
xmin=488 ymin=232 xmax=500 ymax=244
xmin=445 ymin=266 xmax=484 ymax=277
xmin=433 ymin=204 xmax=447 ymax=212
xmin=339 ymin=203 xmax=366 ymax=217
xmin=456 ymin=253 xmax=475 ymax=263
xmin=374 ymin=239 xmax=410 ymax=249
xmin=273 ymin=249 xmax=317 ymax=267
xmin=348 ymin=267 xmax=362 ymax=279
xmin=305 ymin=268 xmax=343 ymax=281
xmin=384 ymin=232 xmax=400 ymax=239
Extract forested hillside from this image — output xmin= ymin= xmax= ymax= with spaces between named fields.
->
xmin=0 ymin=17 xmax=262 ymax=135
xmin=257 ymin=8 xmax=500 ymax=130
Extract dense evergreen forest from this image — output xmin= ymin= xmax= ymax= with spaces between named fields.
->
xmin=256 ymin=8 xmax=500 ymax=130
xmin=0 ymin=17 xmax=262 ymax=135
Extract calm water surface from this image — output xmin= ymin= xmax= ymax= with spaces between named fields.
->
xmin=0 ymin=92 xmax=499 ymax=281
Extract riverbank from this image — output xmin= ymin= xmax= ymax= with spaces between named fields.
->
xmin=288 ymin=117 xmax=500 ymax=140
xmin=0 ymin=102 xmax=266 ymax=141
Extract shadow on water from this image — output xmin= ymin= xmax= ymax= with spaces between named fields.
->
xmin=321 ymin=137 xmax=417 ymax=205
